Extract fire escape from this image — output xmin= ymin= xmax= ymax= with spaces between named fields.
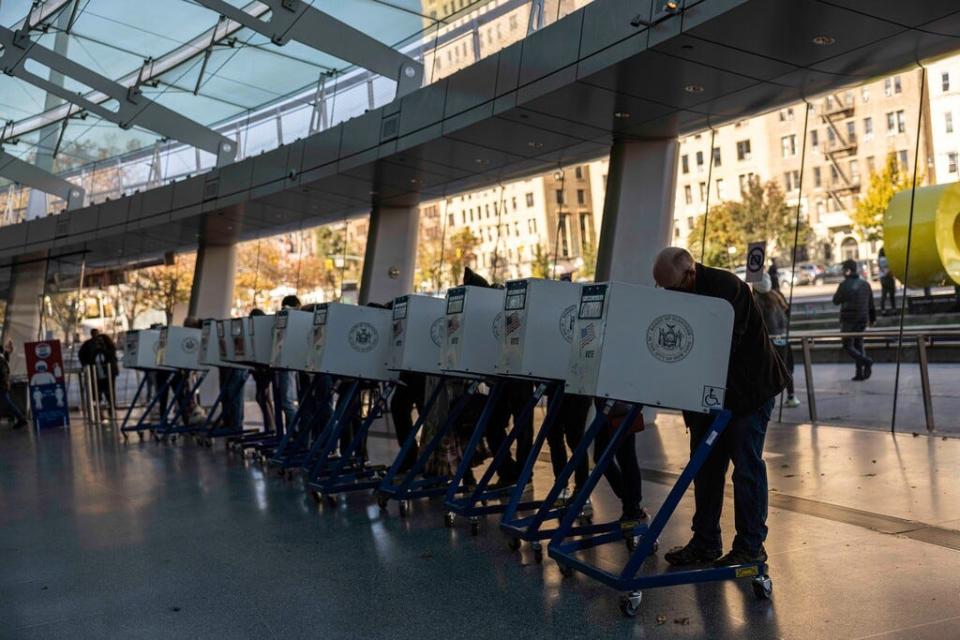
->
xmin=821 ymin=92 xmax=860 ymax=212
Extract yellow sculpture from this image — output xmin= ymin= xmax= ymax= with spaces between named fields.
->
xmin=884 ymin=184 xmax=960 ymax=287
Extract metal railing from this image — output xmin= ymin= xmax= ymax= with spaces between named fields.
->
xmin=788 ymin=328 xmax=960 ymax=432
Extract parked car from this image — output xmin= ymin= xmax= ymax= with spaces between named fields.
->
xmin=820 ymin=261 xmax=870 ymax=284
xmin=782 ymin=262 xmax=824 ymax=286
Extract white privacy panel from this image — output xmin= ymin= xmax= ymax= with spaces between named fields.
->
xmin=388 ymin=294 xmax=445 ymax=375
xmin=307 ymin=303 xmax=394 ymax=381
xmin=156 ymin=327 xmax=205 ymax=371
xmin=441 ymin=285 xmax=506 ymax=378
xmin=496 ymin=278 xmax=580 ymax=382
xmin=270 ymin=309 xmax=314 ymax=371
xmin=567 ymin=282 xmax=733 ymax=414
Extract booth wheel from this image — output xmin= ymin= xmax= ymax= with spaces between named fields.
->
xmin=376 ymin=493 xmax=389 ymax=511
xmin=311 ymin=491 xmax=323 ymax=505
xmin=325 ymin=494 xmax=338 ymax=508
xmin=469 ymin=518 xmax=480 ymax=536
xmin=444 ymin=512 xmax=455 ymax=528
xmin=557 ymin=562 xmax=573 ymax=578
xmin=619 ymin=591 xmax=642 ymax=617
xmin=752 ymin=575 xmax=773 ymax=600
xmin=532 ymin=541 xmax=543 ymax=564
xmin=507 ymin=537 xmax=521 ymax=552
xmin=577 ymin=514 xmax=593 ymax=525
xmin=398 ymin=501 xmax=409 ymax=518
xmin=625 ymin=535 xmax=639 ymax=552
xmin=137 ymin=432 xmax=144 ymax=442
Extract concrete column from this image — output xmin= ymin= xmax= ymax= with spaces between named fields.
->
xmin=1 ymin=253 xmax=48 ymax=375
xmin=595 ymin=138 xmax=678 ymax=286
xmin=359 ymin=205 xmax=419 ymax=305
xmin=188 ymin=242 xmax=237 ymax=321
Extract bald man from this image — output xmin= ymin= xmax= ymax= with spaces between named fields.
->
xmin=653 ymin=247 xmax=789 ymax=568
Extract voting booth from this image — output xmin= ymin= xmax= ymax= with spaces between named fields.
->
xmin=220 ymin=315 xmax=273 ymax=367
xmin=308 ymin=303 xmax=393 ymax=381
xmin=270 ymin=309 xmax=313 ymax=371
xmin=388 ymin=294 xmax=445 ymax=375
xmin=496 ymin=278 xmax=580 ymax=381
xmin=123 ymin=329 xmax=165 ymax=370
xmin=156 ymin=327 xmax=205 ymax=371
xmin=566 ymin=282 xmax=733 ymax=414
xmin=441 ymin=286 xmax=506 ymax=378
xmin=199 ymin=320 xmax=225 ymax=368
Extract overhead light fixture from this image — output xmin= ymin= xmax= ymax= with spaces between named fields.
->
xmin=663 ymin=0 xmax=679 ymax=11
xmin=684 ymin=84 xmax=704 ymax=94
xmin=614 ymin=111 xmax=631 ymax=119
xmin=475 ymin=158 xmax=490 ymax=165
xmin=812 ymin=35 xmax=836 ymax=46
xmin=528 ymin=141 xmax=543 ymax=149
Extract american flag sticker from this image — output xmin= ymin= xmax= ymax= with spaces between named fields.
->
xmin=580 ymin=323 xmax=596 ymax=348
xmin=504 ymin=312 xmax=522 ymax=335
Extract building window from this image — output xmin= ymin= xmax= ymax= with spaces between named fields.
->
xmin=948 ymin=152 xmax=958 ymax=174
xmin=576 ymin=189 xmax=585 ymax=205
xmin=575 ymin=166 xmax=584 ymax=179
xmin=947 ymin=112 xmax=954 ymax=134
xmin=846 ymin=120 xmax=856 ymax=141
xmin=695 ymin=151 xmax=704 ymax=170
xmin=943 ymin=71 xmax=951 ymax=93
xmin=894 ymin=75 xmax=902 ymax=94
xmin=698 ymin=182 xmax=707 ymax=201
xmin=781 ymin=134 xmax=797 ymax=157
xmin=687 ymin=216 xmax=695 ymax=230
xmin=861 ymin=86 xmax=870 ymax=102
xmin=716 ymin=178 xmax=725 ymax=199
xmin=684 ymin=185 xmax=693 ymax=205
xmin=738 ymin=174 xmax=748 ymax=193
xmin=485 ymin=204 xmax=490 ymax=218
xmin=850 ymin=159 xmax=860 ymax=183
xmin=525 ymin=193 xmax=534 ymax=207
xmin=898 ymin=149 xmax=909 ymax=171
xmin=830 ymin=165 xmax=839 ymax=184
xmin=863 ymin=117 xmax=873 ymax=139
xmin=512 ymin=196 xmax=517 ymax=211
xmin=736 ymin=139 xmax=751 ymax=161
xmin=783 ymin=170 xmax=800 ymax=191
xmin=886 ymin=111 xmax=895 ymax=133
xmin=896 ymin=109 xmax=906 ymax=133
xmin=712 ymin=147 xmax=721 ymax=167
xmin=448 ymin=213 xmax=455 ymax=226
xmin=681 ymin=154 xmax=690 ymax=174
xmin=866 ymin=155 xmax=875 ymax=174
xmin=555 ymin=190 xmax=564 ymax=204
xmin=810 ymin=130 xmax=819 ymax=148
xmin=528 ymin=218 xmax=537 ymax=234
xmin=813 ymin=166 xmax=822 ymax=188
xmin=558 ymin=213 xmax=570 ymax=258
xmin=579 ymin=213 xmax=592 ymax=251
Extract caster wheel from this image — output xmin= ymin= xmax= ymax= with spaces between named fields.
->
xmin=444 ymin=513 xmax=455 ymax=528
xmin=325 ymin=495 xmax=338 ymax=508
xmin=578 ymin=515 xmax=593 ymax=526
xmin=558 ymin=562 xmax=574 ymax=578
xmin=376 ymin=493 xmax=388 ymax=510
xmin=752 ymin=575 xmax=773 ymax=600
xmin=398 ymin=501 xmax=409 ymax=518
xmin=137 ymin=433 xmax=144 ymax=442
xmin=507 ymin=538 xmax=522 ymax=552
xmin=619 ymin=591 xmax=642 ymax=617
xmin=625 ymin=535 xmax=638 ymax=552
xmin=533 ymin=547 xmax=543 ymax=564
xmin=470 ymin=520 xmax=480 ymax=536
xmin=311 ymin=491 xmax=322 ymax=505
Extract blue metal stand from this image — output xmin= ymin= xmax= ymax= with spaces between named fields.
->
xmin=199 ymin=368 xmax=252 ymax=444
xmin=546 ymin=404 xmax=771 ymax=616
xmin=375 ymin=379 xmax=481 ymax=517
xmin=119 ymin=374 xmax=149 ymax=439
xmin=120 ymin=372 xmax=176 ymax=439
xmin=307 ymin=382 xmax=396 ymax=503
xmin=267 ymin=375 xmax=336 ymax=471
xmin=442 ymin=381 xmax=557 ymax=536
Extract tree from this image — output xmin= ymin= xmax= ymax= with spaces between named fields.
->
xmin=446 ymin=228 xmax=480 ymax=285
xmin=133 ymin=254 xmax=195 ymax=325
xmin=531 ymin=243 xmax=552 ymax=279
xmin=687 ymin=179 xmax=812 ymax=268
xmin=852 ymin=155 xmax=914 ymax=243
xmin=579 ymin=239 xmax=598 ymax=281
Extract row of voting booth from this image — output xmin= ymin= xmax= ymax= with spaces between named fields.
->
xmin=117 ymin=277 xmax=772 ymax=615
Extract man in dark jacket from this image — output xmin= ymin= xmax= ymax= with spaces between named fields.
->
xmin=832 ymin=259 xmax=876 ymax=381
xmin=653 ymin=247 xmax=789 ymax=567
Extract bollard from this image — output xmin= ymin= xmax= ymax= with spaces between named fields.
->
xmin=916 ymin=335 xmax=935 ymax=432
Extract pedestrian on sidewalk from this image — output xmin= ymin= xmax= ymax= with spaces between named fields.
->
xmin=753 ymin=273 xmax=799 ymax=408
xmin=878 ymin=248 xmax=896 ymax=315
xmin=832 ymin=259 xmax=876 ymax=381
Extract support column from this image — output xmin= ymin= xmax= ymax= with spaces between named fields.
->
xmin=595 ymin=138 xmax=678 ymax=286
xmin=1 ymin=253 xmax=48 ymax=375
xmin=188 ymin=242 xmax=237 ymax=321
xmin=359 ymin=206 xmax=419 ymax=305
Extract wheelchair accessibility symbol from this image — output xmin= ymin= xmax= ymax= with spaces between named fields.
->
xmin=701 ymin=385 xmax=725 ymax=410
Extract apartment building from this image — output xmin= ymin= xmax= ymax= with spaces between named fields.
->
xmin=926 ymin=56 xmax=960 ymax=181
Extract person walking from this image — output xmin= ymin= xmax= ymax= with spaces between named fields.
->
xmin=0 ymin=340 xmax=28 ymax=429
xmin=767 ymin=258 xmax=780 ymax=291
xmin=753 ymin=273 xmax=800 ymax=408
xmin=653 ymin=247 xmax=789 ymax=567
xmin=832 ymin=258 xmax=877 ymax=381
xmin=878 ymin=248 xmax=896 ymax=315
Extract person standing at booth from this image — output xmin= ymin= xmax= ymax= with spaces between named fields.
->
xmin=653 ymin=247 xmax=788 ymax=568
xmin=249 ymin=309 xmax=275 ymax=432
xmin=277 ymin=295 xmax=302 ymax=431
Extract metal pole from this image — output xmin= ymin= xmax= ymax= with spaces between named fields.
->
xmin=89 ymin=365 xmax=102 ymax=425
xmin=77 ymin=370 xmax=88 ymax=422
xmin=801 ymin=338 xmax=817 ymax=424
xmin=917 ymin=335 xmax=934 ymax=432
xmin=106 ymin=369 xmax=117 ymax=427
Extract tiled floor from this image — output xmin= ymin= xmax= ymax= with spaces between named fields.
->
xmin=1 ymin=415 xmax=958 ymax=639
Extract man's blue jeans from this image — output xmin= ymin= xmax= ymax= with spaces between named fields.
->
xmin=277 ymin=371 xmax=298 ymax=432
xmin=684 ymin=398 xmax=774 ymax=555
xmin=0 ymin=390 xmax=26 ymax=424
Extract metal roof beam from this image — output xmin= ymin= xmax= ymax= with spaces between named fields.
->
xmin=0 ymin=149 xmax=84 ymax=210
xmin=194 ymin=0 xmax=424 ymax=97
xmin=0 ymin=25 xmax=237 ymax=166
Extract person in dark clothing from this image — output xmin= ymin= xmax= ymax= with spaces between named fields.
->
xmin=249 ymin=309 xmax=275 ymax=431
xmin=0 ymin=340 xmax=28 ymax=429
xmin=486 ymin=380 xmax=535 ymax=486
xmin=832 ymin=258 xmax=877 ymax=381
xmin=593 ymin=400 xmax=645 ymax=525
xmin=654 ymin=247 xmax=789 ymax=567
xmin=391 ymin=371 xmax=426 ymax=473
xmin=878 ymin=247 xmax=897 ymax=315
xmin=276 ymin=295 xmax=302 ymax=431
xmin=767 ymin=258 xmax=780 ymax=291
xmin=546 ymin=392 xmax=591 ymax=502
xmin=753 ymin=273 xmax=799 ymax=408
